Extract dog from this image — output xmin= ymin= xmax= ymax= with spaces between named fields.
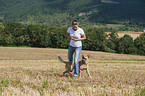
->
xmin=57 ymin=55 xmax=92 ymax=79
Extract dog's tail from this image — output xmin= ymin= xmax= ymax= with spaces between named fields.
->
xmin=57 ymin=55 xmax=67 ymax=63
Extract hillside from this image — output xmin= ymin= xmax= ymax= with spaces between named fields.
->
xmin=0 ymin=0 xmax=145 ymax=27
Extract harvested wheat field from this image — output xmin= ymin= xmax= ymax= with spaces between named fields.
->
xmin=117 ymin=31 xmax=142 ymax=40
xmin=0 ymin=47 xmax=145 ymax=96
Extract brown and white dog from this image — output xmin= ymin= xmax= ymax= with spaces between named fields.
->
xmin=57 ymin=55 xmax=92 ymax=79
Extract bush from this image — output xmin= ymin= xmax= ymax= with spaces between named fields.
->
xmin=48 ymin=27 xmax=69 ymax=48
xmin=24 ymin=24 xmax=51 ymax=47
xmin=106 ymin=31 xmax=119 ymax=51
xmin=0 ymin=22 xmax=23 ymax=45
xmin=0 ymin=23 xmax=5 ymax=31
xmin=0 ymin=22 xmax=144 ymax=55
xmin=134 ymin=33 xmax=145 ymax=55
xmin=83 ymin=28 xmax=108 ymax=51
xmin=116 ymin=34 xmax=137 ymax=54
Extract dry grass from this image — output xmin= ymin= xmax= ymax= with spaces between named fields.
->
xmin=106 ymin=31 xmax=142 ymax=40
xmin=0 ymin=47 xmax=145 ymax=96
xmin=117 ymin=31 xmax=142 ymax=40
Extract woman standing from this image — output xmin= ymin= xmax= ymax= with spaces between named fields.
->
xmin=66 ymin=19 xmax=86 ymax=77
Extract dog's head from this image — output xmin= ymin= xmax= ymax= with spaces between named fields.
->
xmin=82 ymin=55 xmax=90 ymax=64
xmin=82 ymin=55 xmax=90 ymax=60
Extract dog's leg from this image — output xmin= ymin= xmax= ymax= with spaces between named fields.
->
xmin=86 ymin=69 xmax=92 ymax=79
xmin=63 ymin=71 xmax=67 ymax=76
xmin=70 ymin=61 xmax=74 ymax=72
xmin=63 ymin=64 xmax=69 ymax=76
xmin=70 ymin=65 xmax=74 ymax=72
xmin=79 ymin=70 xmax=82 ymax=78
xmin=68 ymin=72 xmax=73 ymax=77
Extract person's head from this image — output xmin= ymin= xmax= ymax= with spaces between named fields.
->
xmin=72 ymin=19 xmax=79 ymax=30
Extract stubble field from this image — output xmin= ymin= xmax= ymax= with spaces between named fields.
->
xmin=0 ymin=47 xmax=145 ymax=96
xmin=117 ymin=31 xmax=143 ymax=40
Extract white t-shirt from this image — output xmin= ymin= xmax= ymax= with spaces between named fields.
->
xmin=67 ymin=27 xmax=84 ymax=47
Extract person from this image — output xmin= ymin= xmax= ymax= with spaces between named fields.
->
xmin=66 ymin=19 xmax=86 ymax=77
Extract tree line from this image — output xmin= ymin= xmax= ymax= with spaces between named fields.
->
xmin=0 ymin=22 xmax=145 ymax=55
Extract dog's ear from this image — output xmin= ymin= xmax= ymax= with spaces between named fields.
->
xmin=87 ymin=55 xmax=90 ymax=58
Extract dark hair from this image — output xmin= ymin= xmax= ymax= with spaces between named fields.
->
xmin=72 ymin=19 xmax=79 ymax=25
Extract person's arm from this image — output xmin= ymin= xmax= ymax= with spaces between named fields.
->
xmin=66 ymin=32 xmax=71 ymax=39
xmin=71 ymin=34 xmax=86 ymax=41
xmin=67 ymin=32 xmax=76 ymax=40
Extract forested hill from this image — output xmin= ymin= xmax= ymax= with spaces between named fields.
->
xmin=0 ymin=0 xmax=145 ymax=27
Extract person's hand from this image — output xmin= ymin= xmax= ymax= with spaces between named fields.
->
xmin=71 ymin=37 xmax=78 ymax=41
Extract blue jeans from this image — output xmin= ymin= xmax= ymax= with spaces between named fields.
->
xmin=68 ymin=46 xmax=82 ymax=76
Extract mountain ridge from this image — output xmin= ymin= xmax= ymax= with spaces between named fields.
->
xmin=0 ymin=0 xmax=145 ymax=27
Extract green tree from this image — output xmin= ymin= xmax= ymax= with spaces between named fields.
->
xmin=48 ymin=27 xmax=69 ymax=48
xmin=55 ymin=27 xmax=69 ymax=48
xmin=3 ymin=22 xmax=24 ymax=46
xmin=0 ymin=31 xmax=13 ymax=45
xmin=47 ymin=27 xmax=58 ymax=48
xmin=106 ymin=31 xmax=119 ymax=51
xmin=0 ymin=23 xmax=5 ymax=32
xmin=134 ymin=33 xmax=145 ymax=55
xmin=25 ymin=24 xmax=50 ymax=47
xmin=116 ymin=34 xmax=137 ymax=54
xmin=83 ymin=28 xmax=108 ymax=51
